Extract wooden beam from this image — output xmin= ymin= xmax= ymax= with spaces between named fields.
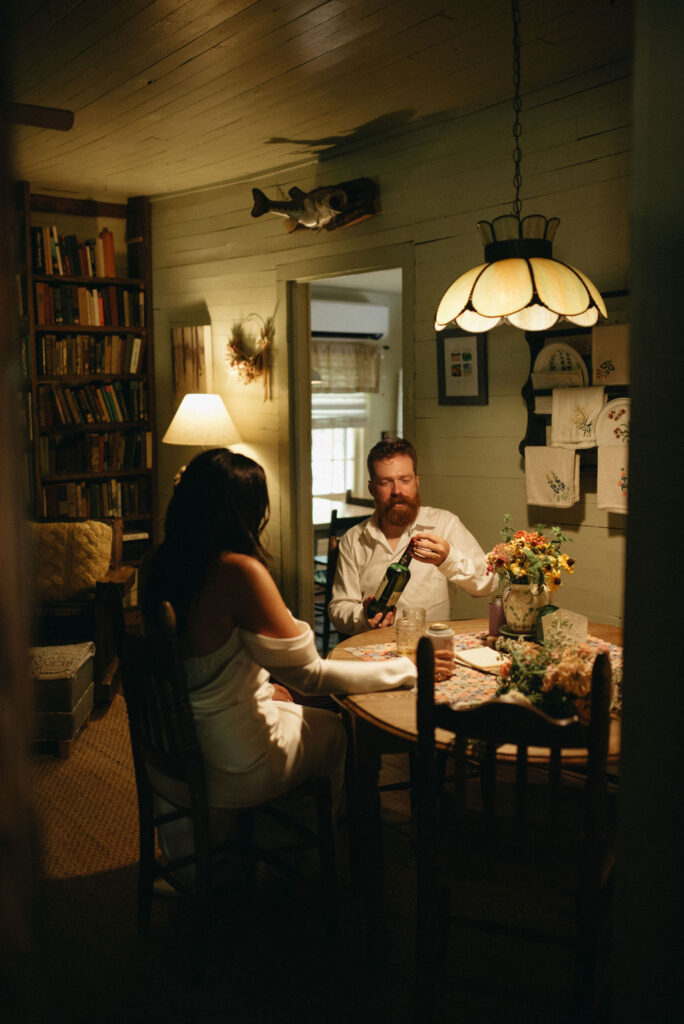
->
xmin=6 ymin=102 xmax=74 ymax=132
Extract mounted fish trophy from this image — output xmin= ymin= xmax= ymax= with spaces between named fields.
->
xmin=251 ymin=177 xmax=378 ymax=233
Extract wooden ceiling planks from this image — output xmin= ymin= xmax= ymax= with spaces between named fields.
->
xmin=8 ymin=0 xmax=632 ymax=198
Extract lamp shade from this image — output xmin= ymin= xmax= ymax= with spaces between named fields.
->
xmin=435 ymin=214 xmax=607 ymax=334
xmin=162 ymin=393 xmax=242 ymax=447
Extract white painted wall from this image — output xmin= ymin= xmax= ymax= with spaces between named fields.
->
xmin=151 ymin=59 xmax=631 ymax=625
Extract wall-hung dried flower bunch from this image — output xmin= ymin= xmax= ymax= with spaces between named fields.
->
xmin=226 ymin=313 xmax=274 ymax=400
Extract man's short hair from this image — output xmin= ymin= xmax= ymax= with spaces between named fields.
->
xmin=367 ymin=437 xmax=418 ymax=480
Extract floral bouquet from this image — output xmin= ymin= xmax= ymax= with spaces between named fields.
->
xmin=495 ymin=615 xmax=606 ymax=723
xmin=486 ymin=513 xmax=575 ymax=592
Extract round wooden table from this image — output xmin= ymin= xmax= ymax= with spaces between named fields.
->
xmin=331 ymin=617 xmax=623 ymax=760
xmin=330 ymin=617 xmax=623 ymax=965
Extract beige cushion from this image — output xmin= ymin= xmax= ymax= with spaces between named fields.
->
xmin=31 ymin=521 xmax=113 ymax=602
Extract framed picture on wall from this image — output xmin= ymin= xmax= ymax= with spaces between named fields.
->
xmin=436 ymin=329 xmax=488 ymax=405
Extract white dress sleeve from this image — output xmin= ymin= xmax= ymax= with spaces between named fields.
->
xmin=239 ymin=618 xmax=415 ymax=695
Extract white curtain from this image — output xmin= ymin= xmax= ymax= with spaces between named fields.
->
xmin=311 ymin=340 xmax=380 ymax=393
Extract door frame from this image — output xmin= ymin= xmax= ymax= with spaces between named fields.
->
xmin=275 ymin=242 xmax=415 ymax=620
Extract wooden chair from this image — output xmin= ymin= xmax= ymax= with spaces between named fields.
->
xmin=414 ymin=637 xmax=615 ymax=1022
xmin=344 ymin=489 xmax=375 ymax=507
xmin=318 ymin=509 xmax=369 ymax=657
xmin=121 ymin=600 xmax=338 ymax=983
xmin=31 ymin=517 xmax=134 ymax=702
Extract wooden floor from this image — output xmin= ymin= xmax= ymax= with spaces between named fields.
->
xmin=29 ymin=680 xmax=613 ymax=1024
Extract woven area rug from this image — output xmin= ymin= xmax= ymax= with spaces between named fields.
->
xmin=31 ymin=693 xmax=139 ymax=880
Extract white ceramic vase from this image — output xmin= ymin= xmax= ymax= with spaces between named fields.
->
xmin=502 ymin=583 xmax=550 ymax=635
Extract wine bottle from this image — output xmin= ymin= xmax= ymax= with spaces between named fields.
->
xmin=366 ymin=539 xmax=415 ymax=619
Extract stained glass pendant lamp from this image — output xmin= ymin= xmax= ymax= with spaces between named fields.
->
xmin=435 ymin=0 xmax=606 ymax=334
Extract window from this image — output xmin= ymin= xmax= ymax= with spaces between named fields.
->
xmin=311 ymin=427 xmax=358 ymax=495
xmin=311 ymin=393 xmax=367 ymax=495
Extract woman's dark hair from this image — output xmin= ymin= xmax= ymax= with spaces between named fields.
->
xmin=143 ymin=448 xmax=270 ymax=633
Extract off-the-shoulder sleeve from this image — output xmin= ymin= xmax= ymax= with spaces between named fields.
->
xmin=239 ymin=619 xmax=415 ymax=695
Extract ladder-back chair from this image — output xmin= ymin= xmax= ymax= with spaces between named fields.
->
xmin=122 ymin=600 xmax=338 ymax=983
xmin=414 ymin=637 xmax=615 ymax=1022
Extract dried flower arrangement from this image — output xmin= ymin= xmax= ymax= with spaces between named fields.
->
xmin=226 ymin=313 xmax=274 ymax=399
xmin=495 ymin=616 xmax=611 ymax=723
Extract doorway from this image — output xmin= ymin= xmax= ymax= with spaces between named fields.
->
xmin=276 ymin=243 xmax=414 ymax=623
xmin=310 ymin=268 xmax=403 ymax=504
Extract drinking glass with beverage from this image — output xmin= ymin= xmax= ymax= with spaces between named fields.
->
xmin=395 ymin=607 xmax=427 ymax=655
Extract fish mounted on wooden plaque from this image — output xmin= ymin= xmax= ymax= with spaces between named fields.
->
xmin=250 ymin=177 xmax=378 ymax=233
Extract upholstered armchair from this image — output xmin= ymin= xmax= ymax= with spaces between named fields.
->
xmin=30 ymin=519 xmax=134 ymax=702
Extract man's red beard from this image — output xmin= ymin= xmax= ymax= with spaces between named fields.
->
xmin=380 ymin=493 xmax=421 ymax=529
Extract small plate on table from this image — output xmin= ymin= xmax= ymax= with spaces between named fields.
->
xmin=498 ymin=624 xmax=535 ymax=641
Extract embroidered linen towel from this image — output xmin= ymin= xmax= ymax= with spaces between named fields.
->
xmin=592 ymin=324 xmax=630 ymax=385
xmin=525 ymin=446 xmax=579 ymax=508
xmin=551 ymin=386 xmax=605 ymax=449
xmin=597 ymin=446 xmax=629 ymax=514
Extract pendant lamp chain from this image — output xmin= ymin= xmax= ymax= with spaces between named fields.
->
xmin=511 ymin=0 xmax=523 ymax=219
xmin=433 ymin=0 xmax=607 ymax=334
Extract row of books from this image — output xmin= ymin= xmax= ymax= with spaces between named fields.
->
xmin=31 ymin=225 xmax=116 ymax=278
xmin=38 ymin=430 xmax=153 ymax=475
xmin=41 ymin=478 xmax=149 ymax=519
xmin=35 ymin=333 xmax=145 ymax=376
xmin=37 ymin=381 xmax=149 ymax=427
xmin=35 ymin=282 xmax=145 ymax=327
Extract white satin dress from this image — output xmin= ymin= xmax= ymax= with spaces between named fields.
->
xmin=154 ymin=617 xmax=415 ymax=862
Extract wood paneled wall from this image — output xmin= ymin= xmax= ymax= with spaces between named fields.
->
xmin=151 ymin=59 xmax=631 ymax=625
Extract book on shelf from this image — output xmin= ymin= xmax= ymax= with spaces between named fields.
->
xmin=95 ymin=236 xmax=106 ymax=278
xmin=50 ymin=226 xmax=63 ymax=276
xmin=41 ymin=226 xmax=53 ymax=274
xmin=99 ymin=228 xmax=116 ymax=277
xmin=104 ymin=383 xmax=124 ymax=422
xmin=31 ymin=226 xmax=45 ymax=273
xmin=112 ymin=380 xmax=130 ymax=420
xmin=129 ymin=336 xmax=143 ymax=373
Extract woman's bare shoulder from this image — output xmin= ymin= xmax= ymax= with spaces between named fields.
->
xmin=214 ymin=552 xmax=296 ymax=636
xmin=216 ymin=551 xmax=274 ymax=588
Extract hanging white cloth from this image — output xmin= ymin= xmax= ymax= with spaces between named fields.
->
xmin=597 ymin=446 xmax=629 ymax=514
xmin=550 ymin=386 xmax=605 ymax=449
xmin=524 ymin=446 xmax=580 ymax=508
xmin=591 ymin=324 xmax=630 ymax=386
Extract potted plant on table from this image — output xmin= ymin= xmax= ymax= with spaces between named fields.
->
xmin=485 ymin=514 xmax=575 ymax=636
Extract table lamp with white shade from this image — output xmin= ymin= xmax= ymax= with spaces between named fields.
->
xmin=162 ymin=393 xmax=242 ymax=448
xmin=162 ymin=393 xmax=242 ymax=482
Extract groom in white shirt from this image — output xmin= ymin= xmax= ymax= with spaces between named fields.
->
xmin=328 ymin=437 xmax=495 ymax=636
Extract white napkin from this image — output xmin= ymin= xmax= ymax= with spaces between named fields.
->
xmin=524 ymin=446 xmax=579 ymax=508
xmin=592 ymin=324 xmax=630 ymax=385
xmin=551 ymin=386 xmax=605 ymax=449
xmin=597 ymin=446 xmax=629 ymax=514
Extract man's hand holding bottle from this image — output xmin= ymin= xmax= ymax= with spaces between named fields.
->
xmin=362 ymin=595 xmax=397 ymax=629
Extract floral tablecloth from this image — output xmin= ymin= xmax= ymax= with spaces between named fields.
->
xmin=346 ymin=632 xmax=623 ymax=713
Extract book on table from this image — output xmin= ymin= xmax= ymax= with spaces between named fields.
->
xmin=453 ymin=647 xmax=509 ymax=675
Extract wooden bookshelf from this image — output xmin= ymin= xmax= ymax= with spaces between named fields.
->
xmin=14 ymin=181 xmax=157 ymax=558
